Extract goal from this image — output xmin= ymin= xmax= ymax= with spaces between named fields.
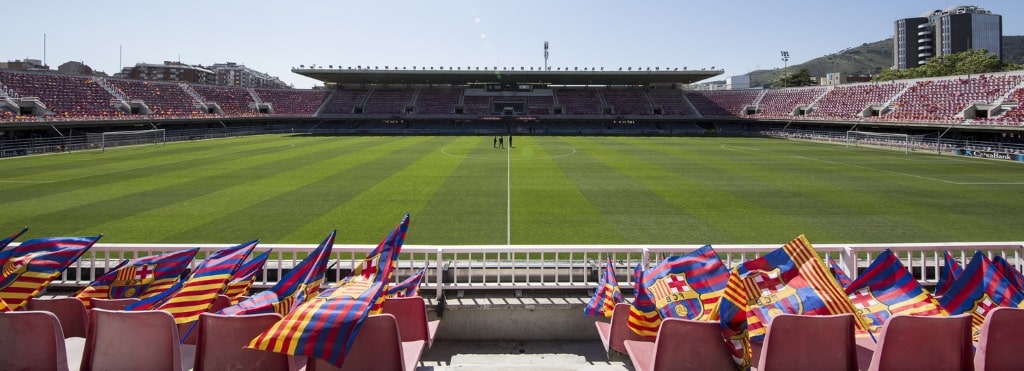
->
xmin=844 ymin=130 xmax=925 ymax=155
xmin=88 ymin=129 xmax=166 ymax=152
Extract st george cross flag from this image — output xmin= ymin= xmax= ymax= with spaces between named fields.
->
xmin=75 ymin=248 xmax=199 ymax=309
xmin=829 ymin=257 xmax=853 ymax=289
xmin=992 ymin=255 xmax=1024 ymax=292
xmin=386 ymin=268 xmax=426 ymax=298
xmin=220 ymin=231 xmax=335 ymax=316
xmin=584 ymin=256 xmax=623 ymax=318
xmin=130 ymin=241 xmax=256 ymax=324
xmin=223 ymin=250 xmax=272 ymax=304
xmin=939 ymin=250 xmax=1024 ymax=335
xmin=933 ymin=251 xmax=962 ymax=297
xmin=0 ymin=227 xmax=28 ymax=255
xmin=628 ymin=245 xmax=729 ymax=338
xmin=0 ymin=235 xmax=101 ymax=310
xmin=844 ymin=249 xmax=946 ymax=332
xmin=713 ymin=235 xmax=869 ymax=369
xmin=247 ymin=213 xmax=408 ymax=368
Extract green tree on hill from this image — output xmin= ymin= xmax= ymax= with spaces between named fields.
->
xmin=778 ymin=68 xmax=815 ymax=87
xmin=874 ymin=49 xmax=1024 ymax=81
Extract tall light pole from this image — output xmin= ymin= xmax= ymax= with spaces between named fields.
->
xmin=544 ymin=41 xmax=549 ymax=71
xmin=780 ymin=50 xmax=790 ymax=87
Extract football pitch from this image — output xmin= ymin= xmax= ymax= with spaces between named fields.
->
xmin=1 ymin=134 xmax=1022 ymax=245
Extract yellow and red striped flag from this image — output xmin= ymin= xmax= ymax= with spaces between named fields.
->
xmin=0 ymin=236 xmax=100 ymax=310
xmin=223 ymin=250 xmax=271 ymax=304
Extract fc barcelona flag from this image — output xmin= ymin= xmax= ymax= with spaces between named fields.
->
xmin=75 ymin=248 xmax=199 ymax=309
xmin=584 ymin=256 xmax=623 ymax=318
xmin=933 ymin=251 xmax=962 ymax=297
xmin=939 ymin=251 xmax=1024 ymax=335
xmin=844 ymin=249 xmax=946 ymax=332
xmin=992 ymin=256 xmax=1024 ymax=292
xmin=223 ymin=250 xmax=271 ymax=304
xmin=0 ymin=235 xmax=101 ymax=310
xmin=0 ymin=297 xmax=8 ymax=312
xmin=247 ymin=213 xmax=408 ymax=368
xmin=0 ymin=227 xmax=28 ymax=255
xmin=829 ymin=257 xmax=853 ymax=289
xmin=386 ymin=267 xmax=426 ymax=298
xmin=628 ymin=245 xmax=729 ymax=338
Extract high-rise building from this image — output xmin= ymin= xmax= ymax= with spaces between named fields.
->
xmin=208 ymin=62 xmax=288 ymax=89
xmin=893 ymin=5 xmax=1002 ymax=70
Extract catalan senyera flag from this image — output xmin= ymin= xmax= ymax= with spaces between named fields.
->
xmin=713 ymin=235 xmax=869 ymax=369
xmin=0 ymin=235 xmax=101 ymax=310
xmin=584 ymin=256 xmax=623 ymax=318
xmin=939 ymin=250 xmax=1024 ymax=336
xmin=75 ymin=248 xmax=199 ymax=309
xmin=247 ymin=213 xmax=408 ymax=368
xmin=130 ymin=241 xmax=256 ymax=324
xmin=829 ymin=257 xmax=853 ymax=289
xmin=0 ymin=227 xmax=28 ymax=255
xmin=628 ymin=245 xmax=729 ymax=338
xmin=844 ymin=249 xmax=946 ymax=332
xmin=933 ymin=251 xmax=962 ymax=297
xmin=223 ymin=250 xmax=271 ymax=304
xmin=387 ymin=267 xmax=426 ymax=298
xmin=220 ymin=231 xmax=335 ymax=316
xmin=992 ymin=255 xmax=1024 ymax=292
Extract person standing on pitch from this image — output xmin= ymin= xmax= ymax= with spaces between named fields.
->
xmin=508 ymin=135 xmax=512 ymax=148
xmin=493 ymin=136 xmax=497 ymax=148
xmin=499 ymin=136 xmax=504 ymax=149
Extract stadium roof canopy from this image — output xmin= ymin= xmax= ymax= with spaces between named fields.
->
xmin=293 ymin=67 xmax=723 ymax=86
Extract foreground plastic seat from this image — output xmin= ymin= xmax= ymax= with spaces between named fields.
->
xmin=867 ymin=314 xmax=972 ymax=371
xmin=624 ymin=317 xmax=735 ymax=371
xmin=382 ymin=296 xmax=440 ymax=348
xmin=0 ymin=311 xmax=73 ymax=371
xmin=90 ymin=297 xmax=141 ymax=311
xmin=307 ymin=314 xmax=425 ymax=371
xmin=975 ymin=307 xmax=1024 ymax=371
xmin=27 ymin=297 xmax=89 ymax=338
xmin=194 ymin=312 xmax=291 ymax=371
xmin=594 ymin=302 xmax=649 ymax=358
xmin=207 ymin=294 xmax=232 ymax=313
xmin=757 ymin=314 xmax=857 ymax=371
xmin=82 ymin=308 xmax=195 ymax=371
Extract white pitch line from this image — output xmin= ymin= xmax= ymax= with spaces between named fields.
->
xmin=507 ymin=141 xmax=512 ymax=247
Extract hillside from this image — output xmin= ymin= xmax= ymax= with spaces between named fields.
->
xmin=746 ymin=36 xmax=1024 ymax=88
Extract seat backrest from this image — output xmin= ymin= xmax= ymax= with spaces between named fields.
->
xmin=608 ymin=303 xmax=648 ymax=354
xmin=82 ymin=308 xmax=183 ymax=371
xmin=868 ymin=314 xmax=972 ymax=371
xmin=758 ymin=314 xmax=857 ymax=371
xmin=206 ymin=294 xmax=232 ymax=313
xmin=90 ymin=298 xmax=141 ymax=311
xmin=975 ymin=307 xmax=1024 ymax=371
xmin=194 ymin=312 xmax=289 ymax=371
xmin=28 ymin=297 xmax=89 ymax=338
xmin=0 ymin=311 xmax=70 ymax=371
xmin=307 ymin=314 xmax=405 ymax=371
xmin=651 ymin=317 xmax=734 ymax=371
xmin=382 ymin=297 xmax=429 ymax=343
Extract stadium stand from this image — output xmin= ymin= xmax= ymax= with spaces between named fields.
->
xmin=320 ymin=88 xmax=371 ymax=115
xmin=190 ymin=85 xmax=257 ymax=115
xmin=412 ymin=87 xmax=462 ymax=114
xmin=363 ymin=88 xmax=417 ymax=115
xmin=602 ymin=87 xmax=651 ymax=116
xmin=978 ymin=84 xmax=1024 ymax=125
xmin=881 ymin=74 xmax=1024 ymax=123
xmin=107 ymin=79 xmax=204 ymax=117
xmin=647 ymin=88 xmax=693 ymax=116
xmin=807 ymin=82 xmax=906 ymax=120
xmin=253 ymin=88 xmax=329 ymax=115
xmin=751 ymin=86 xmax=827 ymax=118
xmin=555 ymin=87 xmax=603 ymax=115
xmin=684 ymin=89 xmax=761 ymax=117
xmin=526 ymin=95 xmax=554 ymax=115
xmin=0 ymin=70 xmax=124 ymax=120
xmin=462 ymin=95 xmax=492 ymax=115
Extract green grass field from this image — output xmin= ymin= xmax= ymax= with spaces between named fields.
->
xmin=1 ymin=134 xmax=1022 ymax=245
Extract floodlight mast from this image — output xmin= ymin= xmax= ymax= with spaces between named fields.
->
xmin=544 ymin=41 xmax=549 ymax=71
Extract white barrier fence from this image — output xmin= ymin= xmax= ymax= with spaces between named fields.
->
xmin=36 ymin=242 xmax=1024 ymax=300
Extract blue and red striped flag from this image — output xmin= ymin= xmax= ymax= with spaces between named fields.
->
xmin=0 ymin=227 xmax=28 ymax=255
xmin=387 ymin=268 xmax=426 ymax=298
xmin=220 ymin=231 xmax=335 ymax=316
xmin=223 ymin=250 xmax=271 ymax=304
xmin=247 ymin=213 xmax=408 ymax=368
xmin=939 ymin=250 xmax=1024 ymax=335
xmin=844 ymin=249 xmax=946 ymax=332
xmin=0 ymin=235 xmax=101 ymax=310
xmin=829 ymin=257 xmax=853 ymax=289
xmin=933 ymin=251 xmax=962 ymax=297
xmin=75 ymin=248 xmax=199 ymax=309
xmin=130 ymin=241 xmax=256 ymax=324
xmin=584 ymin=256 xmax=623 ymax=318
xmin=628 ymin=245 xmax=729 ymax=338
xmin=992 ymin=255 xmax=1024 ymax=292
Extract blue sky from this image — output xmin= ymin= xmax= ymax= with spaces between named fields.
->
xmin=4 ymin=1 xmax=1022 ymax=88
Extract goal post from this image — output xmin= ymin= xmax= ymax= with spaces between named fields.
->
xmin=845 ymin=130 xmax=925 ymax=155
xmin=88 ymin=129 xmax=166 ymax=152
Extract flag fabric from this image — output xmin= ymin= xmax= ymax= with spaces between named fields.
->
xmin=75 ymin=248 xmax=199 ymax=309
xmin=992 ymin=255 xmax=1024 ymax=292
xmin=0 ymin=236 xmax=101 ymax=310
xmin=844 ymin=249 xmax=946 ymax=332
xmin=584 ymin=256 xmax=623 ymax=318
xmin=223 ymin=250 xmax=272 ymax=304
xmin=713 ymin=235 xmax=868 ymax=369
xmin=939 ymin=250 xmax=1024 ymax=335
xmin=0 ymin=227 xmax=28 ymax=255
xmin=247 ymin=213 xmax=408 ymax=368
xmin=628 ymin=245 xmax=729 ymax=338
xmin=933 ymin=251 xmax=963 ymax=297
xmin=220 ymin=231 xmax=335 ymax=316
xmin=130 ymin=241 xmax=256 ymax=324
xmin=386 ymin=268 xmax=426 ymax=298
xmin=829 ymin=257 xmax=853 ymax=289
xmin=0 ymin=297 xmax=8 ymax=312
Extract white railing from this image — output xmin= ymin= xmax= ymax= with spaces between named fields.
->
xmin=36 ymin=242 xmax=1024 ymax=300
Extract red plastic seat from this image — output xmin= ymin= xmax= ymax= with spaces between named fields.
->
xmin=193 ymin=312 xmax=291 ymax=371
xmin=0 ymin=310 xmax=74 ymax=371
xmin=867 ymin=314 xmax=972 ymax=371
xmin=624 ymin=317 xmax=735 ymax=371
xmin=974 ymin=307 xmax=1024 ymax=371
xmin=207 ymin=294 xmax=232 ymax=313
xmin=307 ymin=313 xmax=425 ymax=371
xmin=756 ymin=314 xmax=857 ymax=371
xmin=81 ymin=308 xmax=195 ymax=371
xmin=594 ymin=302 xmax=649 ymax=357
xmin=27 ymin=297 xmax=89 ymax=338
xmin=90 ymin=297 xmax=141 ymax=311
xmin=382 ymin=296 xmax=440 ymax=348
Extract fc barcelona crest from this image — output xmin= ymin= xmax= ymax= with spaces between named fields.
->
xmin=0 ymin=254 xmax=34 ymax=290
xmin=849 ymin=287 xmax=891 ymax=327
xmin=650 ymin=273 xmax=704 ymax=319
xmin=109 ymin=264 xmax=157 ymax=298
xmin=745 ymin=268 xmax=805 ymax=325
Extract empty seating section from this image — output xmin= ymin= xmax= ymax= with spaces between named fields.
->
xmin=254 ymin=88 xmax=329 ymax=115
xmin=0 ymin=71 xmax=123 ymax=119
xmin=753 ymin=87 xmax=826 ymax=118
xmin=884 ymin=74 xmax=1024 ymax=123
xmin=809 ymin=82 xmax=905 ymax=119
xmin=980 ymin=85 xmax=1024 ymax=125
xmin=190 ymin=85 xmax=256 ymax=115
xmin=527 ymin=95 xmax=554 ymax=115
xmin=685 ymin=90 xmax=760 ymax=117
xmin=414 ymin=87 xmax=462 ymax=114
xmin=462 ymin=95 xmax=492 ymax=115
xmin=647 ymin=89 xmax=691 ymax=116
xmin=602 ymin=88 xmax=651 ymax=115
xmin=321 ymin=89 xmax=370 ymax=115
xmin=364 ymin=89 xmax=416 ymax=114
xmin=108 ymin=79 xmax=203 ymax=117
xmin=556 ymin=88 xmax=602 ymax=115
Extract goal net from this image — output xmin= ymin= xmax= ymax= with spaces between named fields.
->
xmin=845 ymin=130 xmax=926 ymax=155
xmin=87 ymin=129 xmax=166 ymax=152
